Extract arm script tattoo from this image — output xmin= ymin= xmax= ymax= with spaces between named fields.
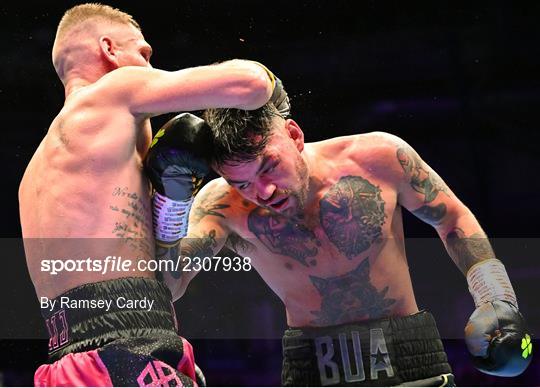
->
xmin=110 ymin=186 xmax=153 ymax=258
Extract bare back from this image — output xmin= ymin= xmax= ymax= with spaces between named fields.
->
xmin=19 ymin=82 xmax=155 ymax=299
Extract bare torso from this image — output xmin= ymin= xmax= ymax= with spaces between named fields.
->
xmin=195 ymin=133 xmax=419 ymax=327
xmin=19 ymin=84 xmax=155 ymax=299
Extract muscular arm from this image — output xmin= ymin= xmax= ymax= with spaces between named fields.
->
xmin=104 ymin=59 xmax=273 ymax=117
xmin=156 ymin=181 xmax=233 ymax=300
xmin=388 ymin=135 xmax=496 ymax=275
xmin=379 ymin=134 xmax=531 ymax=378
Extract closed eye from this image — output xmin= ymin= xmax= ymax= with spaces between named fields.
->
xmin=263 ymin=161 xmax=279 ymax=175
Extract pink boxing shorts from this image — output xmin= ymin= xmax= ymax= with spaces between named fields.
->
xmin=35 ymin=277 xmax=202 ymax=387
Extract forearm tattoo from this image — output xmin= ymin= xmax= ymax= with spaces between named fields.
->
xmin=226 ymin=232 xmax=255 ymax=254
xmin=155 ymin=230 xmax=218 ymax=280
xmin=445 ymin=228 xmax=496 ymax=274
xmin=397 ymin=147 xmax=449 ymax=203
xmin=310 ymin=259 xmax=396 ymax=325
xmin=181 ymin=230 xmax=218 ymax=261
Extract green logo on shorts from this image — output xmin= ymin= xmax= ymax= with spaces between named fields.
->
xmin=521 ymin=334 xmax=532 ymax=359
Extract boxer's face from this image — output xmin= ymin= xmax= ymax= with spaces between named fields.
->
xmin=218 ymin=119 xmax=309 ymax=218
xmin=111 ymin=24 xmax=153 ymax=68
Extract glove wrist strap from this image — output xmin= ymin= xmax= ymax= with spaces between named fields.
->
xmin=466 ymin=258 xmax=518 ymax=308
xmin=152 ymin=192 xmax=193 ymax=243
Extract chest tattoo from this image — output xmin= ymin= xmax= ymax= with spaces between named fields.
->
xmin=310 ymin=259 xmax=396 ymax=325
xmin=320 ymin=176 xmax=386 ymax=259
xmin=247 ymin=207 xmax=320 ymax=267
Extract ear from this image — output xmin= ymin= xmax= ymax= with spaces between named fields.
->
xmin=99 ymin=36 xmax=119 ymax=68
xmin=285 ymin=119 xmax=305 ymax=152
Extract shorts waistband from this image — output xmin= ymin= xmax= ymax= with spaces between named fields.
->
xmin=284 ymin=310 xmax=440 ymax=340
xmin=282 ymin=311 xmax=452 ymax=386
xmin=42 ymin=277 xmax=177 ymax=361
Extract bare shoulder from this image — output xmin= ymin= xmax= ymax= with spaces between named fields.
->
xmin=60 ymin=68 xmax=146 ymax=110
xmin=80 ymin=66 xmax=153 ymax=107
xmin=313 ymin=131 xmax=406 ymax=163
xmin=351 ymin=131 xmax=411 ymax=160
xmin=190 ymin=177 xmax=252 ymax=225
xmin=355 ymin=131 xmax=408 ymax=149
xmin=343 ymin=131 xmax=411 ymax=182
xmin=193 ymin=177 xmax=234 ymax=205
xmin=314 ymin=131 xmax=406 ymax=156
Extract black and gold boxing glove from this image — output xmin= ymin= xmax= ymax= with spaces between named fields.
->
xmin=270 ymin=76 xmax=291 ymax=118
xmin=145 ymin=113 xmax=213 ymax=247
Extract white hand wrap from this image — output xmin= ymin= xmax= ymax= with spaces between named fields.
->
xmin=152 ymin=192 xmax=194 ymax=244
xmin=466 ymin=259 xmax=518 ymax=308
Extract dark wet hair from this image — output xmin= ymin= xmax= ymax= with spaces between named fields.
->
xmin=203 ymin=103 xmax=281 ymax=167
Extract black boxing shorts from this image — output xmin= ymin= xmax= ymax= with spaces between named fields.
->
xmin=282 ymin=311 xmax=455 ymax=386
xmin=35 ymin=277 xmax=200 ymax=387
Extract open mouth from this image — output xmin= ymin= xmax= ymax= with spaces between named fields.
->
xmin=269 ymin=197 xmax=288 ymax=210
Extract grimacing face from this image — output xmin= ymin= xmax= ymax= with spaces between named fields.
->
xmin=217 ymin=120 xmax=310 ymax=218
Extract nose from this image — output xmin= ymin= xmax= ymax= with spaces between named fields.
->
xmin=256 ymin=180 xmax=277 ymax=204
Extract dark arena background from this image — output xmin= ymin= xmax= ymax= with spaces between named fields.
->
xmin=1 ymin=1 xmax=539 ymax=386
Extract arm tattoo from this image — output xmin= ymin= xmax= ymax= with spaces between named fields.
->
xmin=310 ymin=259 xmax=396 ymax=325
xmin=155 ymin=230 xmax=218 ymax=280
xmin=412 ymin=203 xmax=447 ymax=225
xmin=320 ymin=176 xmax=386 ymax=259
xmin=397 ymin=147 xmax=449 ymax=203
xmin=191 ymin=190 xmax=230 ymax=224
xmin=226 ymin=232 xmax=255 ymax=254
xmin=445 ymin=228 xmax=496 ymax=274
xmin=248 ymin=207 xmax=320 ymax=267
xmin=181 ymin=230 xmax=217 ymax=259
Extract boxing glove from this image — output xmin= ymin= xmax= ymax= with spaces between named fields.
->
xmin=465 ymin=259 xmax=532 ymax=377
xmin=145 ymin=113 xmax=213 ymax=246
xmin=271 ymin=76 xmax=291 ymax=118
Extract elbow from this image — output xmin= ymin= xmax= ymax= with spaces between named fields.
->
xmin=234 ymin=63 xmax=272 ymax=109
xmin=435 ymin=202 xmax=474 ymax=236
